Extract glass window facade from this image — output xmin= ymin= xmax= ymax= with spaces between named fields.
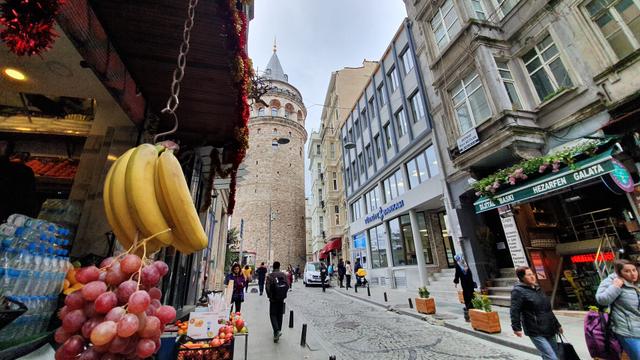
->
xmin=369 ymin=223 xmax=389 ymax=268
xmin=431 ymin=0 xmax=462 ymax=50
xmin=451 ymin=72 xmax=491 ymax=134
xmin=364 ymin=185 xmax=381 ymax=213
xmin=395 ymin=108 xmax=409 ymax=137
xmin=410 ymin=91 xmax=426 ymax=123
xmin=495 ymin=59 xmax=522 ymax=109
xmin=383 ymin=168 xmax=406 ymax=202
xmin=400 ymin=47 xmax=415 ymax=74
xmin=522 ymin=35 xmax=573 ymax=102
xmin=586 ymin=0 xmax=640 ymax=59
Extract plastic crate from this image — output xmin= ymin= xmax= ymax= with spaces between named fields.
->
xmin=175 ymin=337 xmax=234 ymax=360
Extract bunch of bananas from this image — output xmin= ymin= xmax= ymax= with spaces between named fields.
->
xmin=103 ymin=144 xmax=208 ymax=254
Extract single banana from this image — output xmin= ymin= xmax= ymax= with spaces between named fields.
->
xmin=157 ymin=150 xmax=208 ymax=252
xmin=103 ymin=156 xmax=132 ymax=250
xmin=154 ymin=162 xmax=193 ymax=254
xmin=125 ymin=144 xmax=176 ymax=246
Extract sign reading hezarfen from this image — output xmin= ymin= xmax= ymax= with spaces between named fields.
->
xmin=364 ymin=200 xmax=405 ymax=224
xmin=475 ymin=155 xmax=615 ymax=213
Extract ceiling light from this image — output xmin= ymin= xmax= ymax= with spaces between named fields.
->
xmin=4 ymin=68 xmax=27 ymax=81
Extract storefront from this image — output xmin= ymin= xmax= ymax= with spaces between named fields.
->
xmin=474 ymin=140 xmax=640 ymax=309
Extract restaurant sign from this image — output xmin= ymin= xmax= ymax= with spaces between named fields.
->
xmin=475 ymin=153 xmax=615 ymax=213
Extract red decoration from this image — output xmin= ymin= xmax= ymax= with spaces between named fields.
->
xmin=0 ymin=0 xmax=63 ymax=56
xmin=570 ymin=252 xmax=615 ymax=264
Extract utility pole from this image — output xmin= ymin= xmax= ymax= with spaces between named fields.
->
xmin=238 ymin=219 xmax=244 ymax=265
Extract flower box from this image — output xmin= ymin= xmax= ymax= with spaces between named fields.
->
xmin=469 ymin=309 xmax=501 ymax=334
xmin=415 ymin=297 xmax=436 ymax=314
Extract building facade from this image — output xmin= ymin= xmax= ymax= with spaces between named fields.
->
xmin=340 ymin=23 xmax=456 ymax=290
xmin=232 ymin=48 xmax=308 ymax=268
xmin=309 ymin=62 xmax=378 ymax=263
xmin=307 ymin=131 xmax=325 ymax=260
xmin=404 ymin=0 xmax=640 ymax=307
xmin=305 ymin=197 xmax=314 ymax=261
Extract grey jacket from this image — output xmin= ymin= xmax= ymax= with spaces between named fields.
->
xmin=595 ymin=273 xmax=640 ymax=338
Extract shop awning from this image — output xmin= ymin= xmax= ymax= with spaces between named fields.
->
xmin=319 ymin=237 xmax=342 ymax=259
xmin=474 ymin=149 xmax=623 ymax=213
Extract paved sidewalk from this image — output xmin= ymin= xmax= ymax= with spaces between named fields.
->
xmin=333 ymin=283 xmax=591 ymax=360
xmin=237 ymin=285 xmax=330 ymax=360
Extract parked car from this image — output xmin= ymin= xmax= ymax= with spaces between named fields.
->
xmin=303 ymin=262 xmax=325 ymax=287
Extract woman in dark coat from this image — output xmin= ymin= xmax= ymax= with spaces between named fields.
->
xmin=224 ymin=263 xmax=246 ymax=312
xmin=510 ymin=266 xmax=562 ymax=360
xmin=453 ymin=254 xmax=476 ymax=321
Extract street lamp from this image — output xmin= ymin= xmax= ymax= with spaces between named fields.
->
xmin=267 ymin=137 xmax=289 ymax=266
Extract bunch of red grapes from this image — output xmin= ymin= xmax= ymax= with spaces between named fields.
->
xmin=54 ymin=254 xmax=177 ymax=359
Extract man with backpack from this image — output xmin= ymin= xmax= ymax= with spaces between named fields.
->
xmin=266 ymin=261 xmax=289 ymax=343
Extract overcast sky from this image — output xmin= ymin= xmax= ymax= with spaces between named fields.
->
xmin=248 ymin=1 xmax=407 ymax=196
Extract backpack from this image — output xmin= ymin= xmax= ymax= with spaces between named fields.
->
xmin=584 ymin=307 xmax=622 ymax=360
xmin=271 ymin=273 xmax=289 ymax=301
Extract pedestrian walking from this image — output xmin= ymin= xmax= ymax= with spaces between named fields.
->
xmin=453 ymin=254 xmax=476 ymax=321
xmin=242 ymin=265 xmax=252 ymax=293
xmin=256 ymin=262 xmax=268 ymax=296
xmin=354 ymin=259 xmax=362 ymax=287
xmin=286 ymin=264 xmax=294 ymax=290
xmin=338 ymin=259 xmax=346 ymax=288
xmin=510 ymin=266 xmax=563 ymax=360
xmin=295 ymin=264 xmax=301 ymax=282
xmin=266 ymin=261 xmax=289 ymax=343
xmin=345 ymin=260 xmax=353 ymax=289
xmin=224 ymin=263 xmax=246 ymax=312
xmin=320 ymin=262 xmax=328 ymax=292
xmin=596 ymin=259 xmax=640 ymax=360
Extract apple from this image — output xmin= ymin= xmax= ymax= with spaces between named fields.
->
xmin=235 ymin=319 xmax=245 ymax=330
xmin=240 ymin=327 xmax=248 ymax=334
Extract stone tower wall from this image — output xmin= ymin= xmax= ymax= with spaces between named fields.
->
xmin=232 ymin=83 xmax=308 ymax=268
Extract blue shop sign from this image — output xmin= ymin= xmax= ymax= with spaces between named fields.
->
xmin=353 ymin=232 xmax=366 ymax=249
xmin=364 ymin=200 xmax=405 ymax=224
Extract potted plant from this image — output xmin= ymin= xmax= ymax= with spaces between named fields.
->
xmin=469 ymin=293 xmax=501 ymax=333
xmin=415 ymin=287 xmax=436 ymax=314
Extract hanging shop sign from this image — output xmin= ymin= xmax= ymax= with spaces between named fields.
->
xmin=610 ymin=159 xmax=634 ymax=192
xmin=364 ymin=200 xmax=404 ymax=224
xmin=498 ymin=206 xmax=529 ymax=268
xmin=353 ymin=232 xmax=366 ymax=249
xmin=475 ymin=151 xmax=616 ymax=213
xmin=570 ymin=252 xmax=615 ymax=264
xmin=457 ymin=128 xmax=480 ymax=154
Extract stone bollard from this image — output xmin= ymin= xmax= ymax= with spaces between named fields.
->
xmin=300 ymin=323 xmax=307 ymax=347
xmin=289 ymin=310 xmax=294 ymax=328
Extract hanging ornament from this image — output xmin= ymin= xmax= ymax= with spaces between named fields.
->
xmin=0 ymin=0 xmax=64 ymax=56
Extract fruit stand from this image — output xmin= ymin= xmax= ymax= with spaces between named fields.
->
xmin=174 ymin=311 xmax=249 ymax=360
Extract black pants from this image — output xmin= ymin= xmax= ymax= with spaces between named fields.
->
xmin=345 ymin=275 xmax=351 ymax=289
xmin=338 ymin=274 xmax=344 ymax=287
xmin=269 ymin=301 xmax=285 ymax=336
xmin=258 ymin=279 xmax=265 ymax=295
xmin=233 ymin=298 xmax=242 ymax=313
xmin=462 ymin=288 xmax=474 ymax=310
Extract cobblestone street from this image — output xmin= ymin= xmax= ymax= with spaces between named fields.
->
xmin=285 ymin=286 xmax=538 ymax=360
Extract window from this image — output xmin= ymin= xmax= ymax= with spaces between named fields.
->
xmin=335 ymin=205 xmax=340 ymax=214
xmin=317 ymin=162 xmax=322 ymax=177
xmin=405 ymin=151 xmax=429 ymax=189
xmin=348 ymin=129 xmax=353 ymax=143
xmin=400 ymin=47 xmax=415 ymax=74
xmin=522 ymin=35 xmax=573 ymax=102
xmin=358 ymin=154 xmax=365 ymax=174
xmin=383 ymin=168 xmax=406 ymax=202
xmin=431 ymin=0 xmax=461 ymax=50
xmin=377 ymin=84 xmax=386 ymax=107
xmin=586 ymin=0 xmax=640 ymax=59
xmin=417 ymin=212 xmax=434 ymax=264
xmin=395 ymin=108 xmax=409 ymax=137
xmin=319 ymin=216 xmax=324 ymax=233
xmin=425 ymin=146 xmax=440 ymax=177
xmin=390 ymin=216 xmax=419 ymax=266
xmin=272 ymin=140 xmax=279 ymax=149
xmin=332 ymin=172 xmax=338 ymax=191
xmin=365 ymin=144 xmax=373 ymax=165
xmin=316 ymin=144 xmax=321 ymax=155
xmin=271 ymin=107 xmax=278 ymax=116
xmin=365 ymin=186 xmax=381 ymax=213
xmin=451 ymin=72 xmax=491 ymax=134
xmin=373 ymin=135 xmax=382 ymax=158
xmin=345 ymin=168 xmax=351 ymax=187
xmin=383 ymin=123 xmax=393 ymax=150
xmin=318 ymin=188 xmax=323 ymax=202
xmin=351 ymin=160 xmax=356 ymax=182
xmin=369 ymin=97 xmax=376 ymax=118
xmin=330 ymin=142 xmax=336 ymax=159
xmin=335 ymin=214 xmax=340 ymax=226
xmin=354 ymin=119 xmax=361 ymax=139
xmin=495 ymin=59 xmax=522 ymax=109
xmin=470 ymin=0 xmax=487 ymax=19
xmin=272 ymin=128 xmax=277 ymax=134
xmin=369 ymin=224 xmax=388 ymax=268
xmin=351 ymin=200 xmax=362 ymax=221
xmin=258 ymin=108 xmax=265 ymax=116
xmin=492 ymin=0 xmax=520 ymax=19
xmin=361 ymin=109 xmax=368 ymax=129
xmin=410 ymin=91 xmax=426 ymax=123
xmin=388 ymin=66 xmax=400 ymax=93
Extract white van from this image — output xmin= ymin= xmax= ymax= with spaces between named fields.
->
xmin=303 ymin=262 xmax=324 ymax=286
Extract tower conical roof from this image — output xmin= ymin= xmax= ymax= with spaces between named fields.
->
xmin=264 ymin=50 xmax=288 ymax=83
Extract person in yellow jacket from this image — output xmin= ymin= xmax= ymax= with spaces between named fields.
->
xmin=242 ymin=265 xmax=253 ymax=293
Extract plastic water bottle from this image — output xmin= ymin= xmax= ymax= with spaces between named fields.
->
xmin=0 ymin=244 xmax=15 ymax=296
xmin=11 ymin=247 xmax=33 ymax=296
xmin=28 ymin=248 xmax=43 ymax=295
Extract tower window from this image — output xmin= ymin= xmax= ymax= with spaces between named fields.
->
xmin=273 ymin=128 xmax=277 ymax=134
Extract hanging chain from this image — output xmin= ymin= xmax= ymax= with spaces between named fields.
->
xmin=155 ymin=0 xmax=199 ymax=143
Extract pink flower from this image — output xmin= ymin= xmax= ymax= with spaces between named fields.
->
xmin=521 ymin=174 xmax=528 ymax=180
xmin=552 ymin=162 xmax=561 ymax=172
xmin=508 ymin=177 xmax=516 ymax=185
xmin=485 ymin=185 xmax=492 ymax=192
xmin=539 ymin=164 xmax=548 ymax=173
xmin=514 ymin=168 xmax=524 ymax=176
xmin=475 ymin=192 xmax=482 ymax=196
xmin=492 ymin=181 xmax=500 ymax=190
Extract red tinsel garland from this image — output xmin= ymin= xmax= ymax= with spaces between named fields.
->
xmin=0 ymin=0 xmax=63 ymax=56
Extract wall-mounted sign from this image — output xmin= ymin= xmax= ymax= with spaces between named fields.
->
xmin=498 ymin=206 xmax=529 ymax=268
xmin=457 ymin=128 xmax=480 ymax=154
xmin=364 ymin=200 xmax=405 ymax=224
xmin=570 ymin=252 xmax=615 ymax=264
xmin=353 ymin=232 xmax=366 ymax=249
xmin=610 ymin=159 xmax=634 ymax=192
xmin=530 ymin=251 xmax=547 ymax=280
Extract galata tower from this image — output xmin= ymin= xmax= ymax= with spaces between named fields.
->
xmin=232 ymin=45 xmax=307 ymax=268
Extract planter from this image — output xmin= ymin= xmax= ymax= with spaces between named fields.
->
xmin=469 ymin=309 xmax=501 ymax=334
xmin=415 ymin=297 xmax=436 ymax=314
